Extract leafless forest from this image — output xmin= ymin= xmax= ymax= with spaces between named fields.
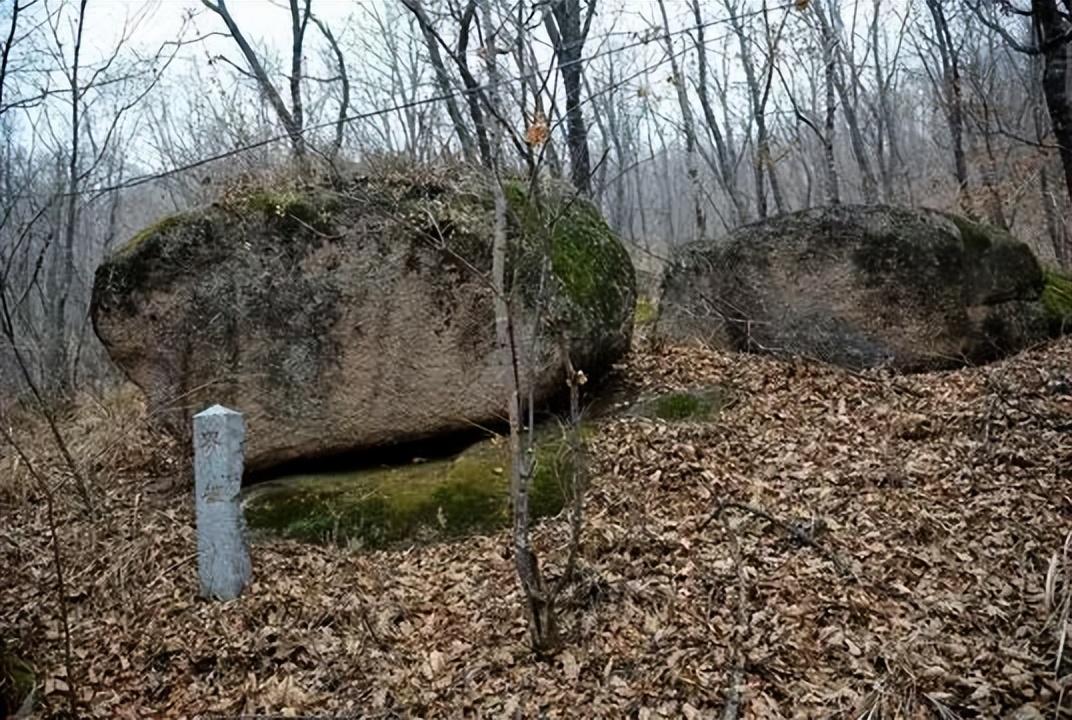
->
xmin=1 ymin=0 xmax=1070 ymax=402
xmin=3 ymin=0 xmax=1072 ymax=716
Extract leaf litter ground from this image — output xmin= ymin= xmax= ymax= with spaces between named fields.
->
xmin=2 ymin=339 xmax=1071 ymax=718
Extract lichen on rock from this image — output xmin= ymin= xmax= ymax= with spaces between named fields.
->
xmin=658 ymin=205 xmax=1050 ymax=371
xmin=91 ymin=161 xmax=636 ymax=472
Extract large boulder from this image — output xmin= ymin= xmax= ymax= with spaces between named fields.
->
xmin=658 ymin=205 xmax=1049 ymax=371
xmin=92 ymin=165 xmax=635 ymax=471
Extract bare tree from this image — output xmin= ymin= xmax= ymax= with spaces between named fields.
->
xmin=656 ymin=0 xmax=706 ymax=239
xmin=400 ymin=0 xmax=479 ymax=162
xmin=727 ymin=0 xmax=788 ymax=217
xmin=46 ymin=0 xmax=88 ymax=399
xmin=918 ymin=0 xmax=971 ymax=199
xmin=543 ymin=0 xmax=596 ymax=195
xmin=310 ymin=14 xmax=349 ymax=162
xmin=970 ymin=0 xmax=1072 ymax=211
xmin=868 ymin=0 xmax=908 ymax=200
xmin=202 ymin=0 xmax=312 ymax=160
xmin=810 ymin=0 xmax=881 ymax=203
xmin=479 ymin=0 xmax=559 ymax=653
xmin=689 ymin=0 xmax=747 ymax=226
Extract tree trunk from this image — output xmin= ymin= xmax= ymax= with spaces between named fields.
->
xmin=288 ymin=0 xmax=310 ymax=161
xmin=923 ymin=0 xmax=969 ymax=199
xmin=544 ymin=0 xmax=593 ymax=196
xmin=482 ymin=0 xmax=557 ymax=654
xmin=689 ymin=0 xmax=746 ymax=225
xmin=401 ymin=0 xmax=478 ymax=162
xmin=823 ymin=35 xmax=841 ymax=205
xmin=1040 ymin=163 xmax=1072 ymax=268
xmin=202 ymin=0 xmax=306 ymax=159
xmin=49 ymin=0 xmax=89 ymax=398
xmin=1036 ymin=0 xmax=1072 ymax=210
xmin=656 ymin=0 xmax=705 ymax=239
xmin=813 ymin=0 xmax=879 ymax=203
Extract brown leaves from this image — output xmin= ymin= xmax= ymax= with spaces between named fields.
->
xmin=3 ymin=338 xmax=1072 ymax=716
xmin=525 ymin=110 xmax=549 ymax=146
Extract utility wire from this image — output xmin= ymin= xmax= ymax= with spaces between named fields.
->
xmin=17 ymin=2 xmax=795 ymax=201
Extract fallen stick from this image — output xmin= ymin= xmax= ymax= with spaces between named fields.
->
xmin=699 ymin=500 xmax=853 ymax=578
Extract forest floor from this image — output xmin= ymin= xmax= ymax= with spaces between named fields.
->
xmin=2 ymin=337 xmax=1072 ymax=719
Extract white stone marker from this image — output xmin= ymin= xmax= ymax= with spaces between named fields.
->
xmin=193 ymin=404 xmax=251 ymax=600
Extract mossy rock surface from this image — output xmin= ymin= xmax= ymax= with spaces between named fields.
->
xmin=658 ymin=205 xmax=1048 ymax=371
xmin=243 ymin=430 xmax=575 ymax=548
xmin=634 ymin=297 xmax=658 ymax=328
xmin=503 ymin=181 xmax=634 ymax=337
xmin=1043 ymin=268 xmax=1072 ymax=334
xmin=91 ymin=162 xmax=635 ymax=471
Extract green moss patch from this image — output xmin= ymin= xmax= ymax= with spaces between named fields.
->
xmin=116 ymin=213 xmax=189 ymax=257
xmin=1 ymin=647 xmax=34 ymax=717
xmin=938 ymin=211 xmax=1044 ymax=303
xmin=503 ymin=180 xmax=635 ymax=335
xmin=632 ymin=385 xmax=734 ymax=422
xmin=1043 ymin=268 xmax=1072 ymax=333
xmin=946 ymin=214 xmax=1003 ymax=254
xmin=242 ymin=431 xmax=576 ymax=548
xmin=237 ymin=187 xmax=340 ymax=235
xmin=635 ymin=297 xmax=657 ymax=327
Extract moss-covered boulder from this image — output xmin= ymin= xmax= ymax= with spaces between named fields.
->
xmin=242 ymin=430 xmax=574 ymax=547
xmin=1043 ymin=268 xmax=1072 ymax=334
xmin=91 ymin=163 xmax=635 ymax=470
xmin=658 ymin=205 xmax=1049 ymax=371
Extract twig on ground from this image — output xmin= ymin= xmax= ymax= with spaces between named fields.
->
xmin=700 ymin=499 xmax=853 ymax=578
xmin=718 ymin=505 xmax=747 ymax=720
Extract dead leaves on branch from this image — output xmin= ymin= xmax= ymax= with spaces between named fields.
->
xmin=525 ymin=110 xmax=549 ymax=147
xmin=2 ymin=338 xmax=1071 ymax=717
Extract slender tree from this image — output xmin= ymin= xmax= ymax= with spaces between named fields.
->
xmin=543 ymin=0 xmax=596 ymax=195
xmin=202 ymin=0 xmax=312 ymax=160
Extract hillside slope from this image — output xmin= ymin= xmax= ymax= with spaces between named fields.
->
xmin=2 ymin=339 xmax=1071 ymax=718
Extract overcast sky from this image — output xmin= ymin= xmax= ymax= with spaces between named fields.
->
xmin=82 ymin=0 xmax=742 ymax=66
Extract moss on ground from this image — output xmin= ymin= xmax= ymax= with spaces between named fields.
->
xmin=632 ymin=385 xmax=733 ymax=422
xmin=652 ymin=392 xmax=713 ymax=421
xmin=1043 ymin=268 xmax=1072 ymax=333
xmin=243 ymin=430 xmax=577 ymax=548
xmin=0 ymin=646 xmax=33 ymax=717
